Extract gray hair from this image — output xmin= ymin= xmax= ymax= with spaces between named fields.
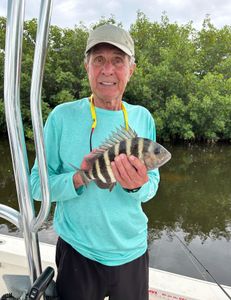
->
xmin=84 ymin=51 xmax=135 ymax=66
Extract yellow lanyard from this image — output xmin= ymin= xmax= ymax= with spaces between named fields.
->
xmin=89 ymin=94 xmax=129 ymax=151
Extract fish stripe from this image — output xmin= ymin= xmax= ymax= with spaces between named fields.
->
xmin=114 ymin=143 xmax=120 ymax=156
xmin=103 ymin=151 xmax=111 ymax=168
xmin=143 ymin=138 xmax=152 ymax=152
xmin=92 ymin=163 xmax=98 ymax=179
xmin=103 ymin=151 xmax=116 ymax=183
xmin=95 ymin=159 xmax=107 ymax=183
xmin=88 ymin=168 xmax=95 ymax=180
xmin=99 ymin=155 xmax=111 ymax=183
xmin=126 ymin=138 xmax=132 ymax=156
xmin=138 ymin=138 xmax=144 ymax=160
xmin=131 ymin=137 xmax=139 ymax=158
xmin=119 ymin=140 xmax=127 ymax=155
xmin=147 ymin=139 xmax=153 ymax=153
xmin=108 ymin=145 xmax=116 ymax=162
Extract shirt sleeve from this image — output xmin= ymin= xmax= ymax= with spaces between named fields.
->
xmin=124 ymin=111 xmax=160 ymax=203
xmin=30 ymin=110 xmax=84 ymax=202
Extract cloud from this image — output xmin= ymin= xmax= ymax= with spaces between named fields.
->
xmin=130 ymin=0 xmax=231 ymax=29
xmin=0 ymin=0 xmax=230 ymax=30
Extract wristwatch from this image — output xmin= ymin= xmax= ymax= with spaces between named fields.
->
xmin=124 ymin=187 xmax=141 ymax=193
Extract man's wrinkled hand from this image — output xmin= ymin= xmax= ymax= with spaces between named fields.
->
xmin=111 ymin=154 xmax=148 ymax=190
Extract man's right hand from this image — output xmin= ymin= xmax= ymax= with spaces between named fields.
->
xmin=73 ymin=149 xmax=98 ymax=189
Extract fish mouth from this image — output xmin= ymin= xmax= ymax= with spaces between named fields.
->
xmin=158 ymin=150 xmax=171 ymax=167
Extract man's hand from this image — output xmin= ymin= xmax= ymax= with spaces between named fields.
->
xmin=73 ymin=149 xmax=98 ymax=189
xmin=111 ymin=154 xmax=148 ymax=190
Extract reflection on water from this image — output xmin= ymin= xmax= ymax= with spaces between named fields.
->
xmin=145 ymin=144 xmax=231 ymax=242
xmin=0 ymin=138 xmax=231 ymax=285
xmin=148 ymin=228 xmax=231 ymax=286
xmin=144 ymin=143 xmax=231 ymax=286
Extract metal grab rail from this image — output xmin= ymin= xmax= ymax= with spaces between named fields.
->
xmin=30 ymin=0 xmax=52 ymax=233
xmin=0 ymin=204 xmax=22 ymax=230
xmin=4 ymin=0 xmax=40 ymax=283
xmin=2 ymin=0 xmax=53 ymax=289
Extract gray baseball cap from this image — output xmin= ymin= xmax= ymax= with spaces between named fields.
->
xmin=85 ymin=24 xmax=135 ymax=57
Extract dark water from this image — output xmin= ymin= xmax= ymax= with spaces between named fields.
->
xmin=0 ymin=138 xmax=231 ymax=286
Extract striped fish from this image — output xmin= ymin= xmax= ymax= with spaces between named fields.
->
xmin=72 ymin=126 xmax=171 ymax=191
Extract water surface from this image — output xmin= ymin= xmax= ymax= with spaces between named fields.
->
xmin=0 ymin=138 xmax=230 ymax=286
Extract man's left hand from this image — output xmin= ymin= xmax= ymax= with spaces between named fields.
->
xmin=111 ymin=154 xmax=148 ymax=190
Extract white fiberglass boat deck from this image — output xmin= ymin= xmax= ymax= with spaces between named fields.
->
xmin=0 ymin=234 xmax=231 ymax=300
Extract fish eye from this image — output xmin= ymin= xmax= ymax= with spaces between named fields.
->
xmin=154 ymin=147 xmax=161 ymax=155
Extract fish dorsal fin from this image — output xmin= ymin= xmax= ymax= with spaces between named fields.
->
xmin=99 ymin=126 xmax=138 ymax=151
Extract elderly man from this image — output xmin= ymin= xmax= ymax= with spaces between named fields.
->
xmin=31 ymin=24 xmax=160 ymax=300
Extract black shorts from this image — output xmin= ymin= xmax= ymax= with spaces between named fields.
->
xmin=55 ymin=237 xmax=149 ymax=300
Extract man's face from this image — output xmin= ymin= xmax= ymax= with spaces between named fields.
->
xmin=85 ymin=44 xmax=135 ymax=103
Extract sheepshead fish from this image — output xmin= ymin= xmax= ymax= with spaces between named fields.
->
xmin=71 ymin=126 xmax=171 ymax=191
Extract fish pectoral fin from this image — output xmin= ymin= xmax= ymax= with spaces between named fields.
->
xmin=79 ymin=170 xmax=91 ymax=186
xmin=109 ymin=182 xmax=116 ymax=192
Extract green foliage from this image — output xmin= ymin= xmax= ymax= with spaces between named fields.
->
xmin=196 ymin=17 xmax=231 ymax=76
xmin=156 ymin=95 xmax=194 ymax=141
xmin=91 ymin=15 xmax=123 ymax=29
xmin=0 ymin=14 xmax=231 ymax=142
xmin=0 ymin=99 xmax=6 ymax=132
xmin=129 ymin=13 xmax=231 ymax=142
xmin=50 ymin=90 xmax=75 ymax=105
xmin=125 ymin=54 xmax=153 ymax=108
xmin=21 ymin=101 xmax=52 ymax=140
xmin=188 ymin=73 xmax=227 ymax=141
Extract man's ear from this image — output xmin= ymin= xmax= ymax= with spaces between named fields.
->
xmin=84 ymin=62 xmax=89 ymax=74
xmin=129 ymin=63 xmax=136 ymax=80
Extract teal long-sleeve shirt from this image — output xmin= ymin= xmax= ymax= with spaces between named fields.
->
xmin=31 ymin=98 xmax=160 ymax=266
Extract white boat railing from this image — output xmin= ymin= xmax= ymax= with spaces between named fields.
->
xmin=0 ymin=0 xmax=53 ymax=292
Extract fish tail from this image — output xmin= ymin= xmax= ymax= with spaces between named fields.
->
xmin=69 ymin=163 xmax=91 ymax=186
xmin=77 ymin=169 xmax=91 ymax=186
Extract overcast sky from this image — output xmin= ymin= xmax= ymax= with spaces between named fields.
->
xmin=0 ymin=0 xmax=231 ymax=30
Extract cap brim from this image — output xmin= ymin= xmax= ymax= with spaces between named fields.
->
xmin=85 ymin=40 xmax=133 ymax=57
